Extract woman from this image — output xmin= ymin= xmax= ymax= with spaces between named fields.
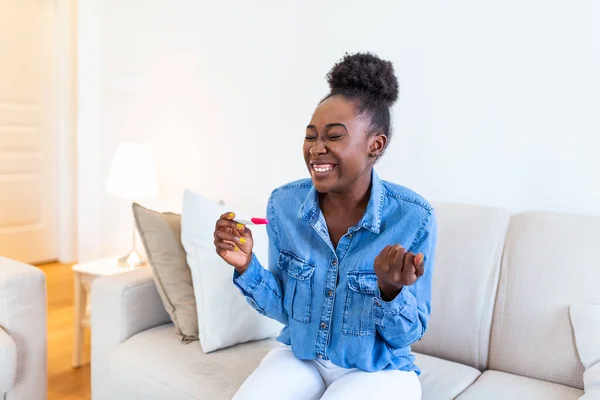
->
xmin=213 ymin=52 xmax=437 ymax=400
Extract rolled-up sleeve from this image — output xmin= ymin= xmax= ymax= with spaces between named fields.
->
xmin=233 ymin=195 xmax=288 ymax=325
xmin=374 ymin=210 xmax=437 ymax=350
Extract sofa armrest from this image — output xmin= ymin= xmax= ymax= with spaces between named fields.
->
xmin=91 ymin=267 xmax=171 ymax=400
xmin=0 ymin=327 xmax=16 ymax=393
xmin=0 ymin=257 xmax=47 ymax=400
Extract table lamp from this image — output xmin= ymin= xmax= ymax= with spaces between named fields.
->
xmin=105 ymin=142 xmax=158 ymax=268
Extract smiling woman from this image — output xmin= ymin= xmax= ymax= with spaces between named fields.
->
xmin=304 ymin=53 xmax=399 ymax=196
xmin=214 ymin=52 xmax=436 ymax=400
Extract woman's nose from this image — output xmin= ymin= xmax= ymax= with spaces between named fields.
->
xmin=310 ymin=140 xmax=327 ymax=156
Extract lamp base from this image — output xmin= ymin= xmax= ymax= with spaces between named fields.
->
xmin=117 ymin=250 xmax=147 ymax=269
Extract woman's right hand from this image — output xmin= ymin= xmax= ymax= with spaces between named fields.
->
xmin=213 ymin=212 xmax=254 ymax=273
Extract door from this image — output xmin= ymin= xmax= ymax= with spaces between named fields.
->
xmin=0 ymin=0 xmax=58 ymax=263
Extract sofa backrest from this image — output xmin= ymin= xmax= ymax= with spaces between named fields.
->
xmin=489 ymin=212 xmax=600 ymax=389
xmin=412 ymin=202 xmax=511 ymax=371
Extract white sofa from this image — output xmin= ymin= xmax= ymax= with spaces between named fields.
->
xmin=91 ymin=203 xmax=600 ymax=399
xmin=0 ymin=257 xmax=47 ymax=400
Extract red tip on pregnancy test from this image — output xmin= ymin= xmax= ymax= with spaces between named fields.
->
xmin=232 ymin=215 xmax=269 ymax=225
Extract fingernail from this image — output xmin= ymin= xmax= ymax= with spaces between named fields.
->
xmin=228 ymin=212 xmax=235 ymax=218
xmin=239 ymin=238 xmax=246 ymax=244
xmin=234 ymin=246 xmax=239 ymax=251
xmin=236 ymin=223 xmax=244 ymax=229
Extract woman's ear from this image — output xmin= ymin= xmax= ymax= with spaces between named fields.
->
xmin=369 ymin=134 xmax=387 ymax=158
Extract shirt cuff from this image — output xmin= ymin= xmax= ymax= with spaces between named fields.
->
xmin=373 ymin=286 xmax=418 ymax=327
xmin=233 ymin=253 xmax=263 ymax=295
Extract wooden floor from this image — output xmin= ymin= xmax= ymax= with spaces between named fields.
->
xmin=40 ymin=262 xmax=91 ymax=400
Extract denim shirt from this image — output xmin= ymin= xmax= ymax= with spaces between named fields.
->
xmin=233 ymin=170 xmax=437 ymax=374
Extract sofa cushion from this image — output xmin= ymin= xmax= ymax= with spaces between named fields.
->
xmin=181 ymin=189 xmax=283 ymax=353
xmin=132 ymin=203 xmax=199 ymax=344
xmin=412 ymin=203 xmax=511 ymax=370
xmin=414 ymin=352 xmax=481 ymax=400
xmin=0 ymin=327 xmax=16 ymax=392
xmin=489 ymin=212 xmax=600 ymax=389
xmin=457 ymin=370 xmax=583 ymax=400
xmin=108 ymin=325 xmax=482 ymax=400
xmin=108 ymin=324 xmax=279 ymax=399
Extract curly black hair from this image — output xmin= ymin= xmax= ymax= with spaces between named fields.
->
xmin=322 ymin=52 xmax=399 ymax=142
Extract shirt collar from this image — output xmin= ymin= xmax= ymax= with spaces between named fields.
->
xmin=297 ymin=170 xmax=384 ymax=234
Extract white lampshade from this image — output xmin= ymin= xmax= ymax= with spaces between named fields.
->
xmin=105 ymin=142 xmax=158 ymax=200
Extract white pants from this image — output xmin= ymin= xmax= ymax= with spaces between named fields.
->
xmin=233 ymin=346 xmax=422 ymax=400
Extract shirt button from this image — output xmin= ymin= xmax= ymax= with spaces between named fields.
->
xmin=332 ymin=259 xmax=337 ymax=266
xmin=327 ymin=290 xmax=334 ymax=297
xmin=347 ymin=233 xmax=353 ymax=238
xmin=317 ymin=354 xmax=323 ymax=359
xmin=320 ymin=322 xmax=327 ymax=329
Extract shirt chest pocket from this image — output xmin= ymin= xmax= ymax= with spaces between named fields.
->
xmin=278 ymin=251 xmax=316 ymax=324
xmin=343 ymin=271 xmax=378 ymax=336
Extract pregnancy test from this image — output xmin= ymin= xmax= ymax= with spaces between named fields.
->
xmin=233 ymin=215 xmax=269 ymax=225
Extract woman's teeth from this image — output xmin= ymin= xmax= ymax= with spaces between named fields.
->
xmin=313 ymin=164 xmax=335 ymax=172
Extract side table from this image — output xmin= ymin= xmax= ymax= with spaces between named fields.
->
xmin=72 ymin=256 xmax=144 ymax=368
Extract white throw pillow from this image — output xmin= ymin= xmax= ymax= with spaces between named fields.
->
xmin=181 ymin=189 xmax=283 ymax=353
xmin=570 ymin=304 xmax=600 ymax=400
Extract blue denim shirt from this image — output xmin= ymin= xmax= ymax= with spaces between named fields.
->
xmin=233 ymin=170 xmax=437 ymax=374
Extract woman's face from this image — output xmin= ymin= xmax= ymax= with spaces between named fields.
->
xmin=303 ymin=96 xmax=386 ymax=194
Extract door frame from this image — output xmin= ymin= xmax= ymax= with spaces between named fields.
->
xmin=56 ymin=0 xmax=78 ymax=263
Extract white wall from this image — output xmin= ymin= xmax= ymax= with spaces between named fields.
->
xmin=78 ymin=0 xmax=600 ymax=261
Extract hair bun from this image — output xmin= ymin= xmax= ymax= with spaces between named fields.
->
xmin=326 ymin=52 xmax=399 ymax=106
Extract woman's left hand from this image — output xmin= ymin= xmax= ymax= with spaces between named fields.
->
xmin=374 ymin=245 xmax=424 ymax=300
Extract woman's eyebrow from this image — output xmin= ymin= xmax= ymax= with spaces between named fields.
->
xmin=325 ymin=123 xmax=347 ymax=130
xmin=305 ymin=123 xmax=348 ymax=130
